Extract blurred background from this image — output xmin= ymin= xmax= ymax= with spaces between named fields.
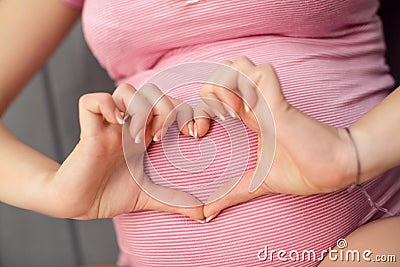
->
xmin=0 ymin=1 xmax=399 ymax=266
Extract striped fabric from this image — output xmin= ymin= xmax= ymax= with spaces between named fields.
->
xmin=68 ymin=0 xmax=400 ymax=266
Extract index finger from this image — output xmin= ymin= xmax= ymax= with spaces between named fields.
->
xmin=137 ymin=174 xmax=205 ymax=221
xmin=203 ymin=170 xmax=270 ymax=220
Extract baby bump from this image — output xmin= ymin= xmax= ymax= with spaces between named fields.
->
xmin=144 ymin=116 xmax=258 ymax=204
xmin=114 ymin=185 xmax=384 ymax=266
xmin=114 ymin=85 xmax=390 ymax=266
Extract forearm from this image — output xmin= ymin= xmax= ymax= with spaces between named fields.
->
xmin=0 ymin=122 xmax=60 ymax=215
xmin=0 ymin=0 xmax=80 ymax=114
xmin=349 ymin=86 xmax=400 ymax=183
xmin=0 ymin=0 xmax=80 ymax=214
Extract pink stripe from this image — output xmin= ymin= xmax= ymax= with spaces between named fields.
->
xmin=78 ymin=0 xmax=400 ymax=266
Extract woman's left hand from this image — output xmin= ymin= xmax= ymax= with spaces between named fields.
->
xmin=193 ymin=56 xmax=356 ymax=220
xmin=49 ymin=83 xmax=204 ymax=220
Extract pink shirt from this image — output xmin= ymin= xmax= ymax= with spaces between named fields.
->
xmin=64 ymin=1 xmax=400 ymax=266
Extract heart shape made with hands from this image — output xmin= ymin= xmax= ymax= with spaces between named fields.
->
xmin=122 ymin=61 xmax=276 ymax=215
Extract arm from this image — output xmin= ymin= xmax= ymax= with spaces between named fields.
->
xmin=350 ymin=87 xmax=400 ymax=183
xmin=0 ymin=0 xmax=80 ymax=214
xmin=0 ymin=0 xmax=81 ymax=114
xmin=0 ymin=1 xmax=204 ymax=220
xmin=195 ymin=57 xmax=400 ymax=220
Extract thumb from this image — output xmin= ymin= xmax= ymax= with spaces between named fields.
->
xmin=79 ymin=93 xmax=122 ymax=138
xmin=193 ymin=101 xmax=211 ymax=139
xmin=203 ymin=170 xmax=270 ymax=221
xmin=136 ymin=175 xmax=205 ymax=221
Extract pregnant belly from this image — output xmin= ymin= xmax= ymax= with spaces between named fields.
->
xmin=113 ymin=36 xmax=395 ymax=266
xmin=114 ymin=181 xmax=386 ymax=267
xmin=114 ymin=84 xmax=388 ymax=267
xmin=141 ymin=82 xmax=258 ymax=204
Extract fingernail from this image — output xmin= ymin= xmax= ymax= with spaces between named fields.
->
xmin=205 ymin=215 xmax=215 ymax=223
xmin=115 ymin=109 xmax=124 ymax=125
xmin=196 ymin=219 xmax=205 ymax=224
xmin=153 ymin=135 xmax=160 ymax=142
xmin=244 ymin=104 xmax=250 ymax=113
xmin=188 ymin=122 xmax=194 ymax=137
xmin=194 ymin=124 xmax=198 ymax=139
xmin=228 ymin=110 xmax=237 ymax=119
xmin=216 ymin=112 xmax=226 ymax=121
xmin=135 ymin=135 xmax=141 ymax=144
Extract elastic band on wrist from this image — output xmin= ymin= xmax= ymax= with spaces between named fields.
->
xmin=345 ymin=127 xmax=361 ymax=187
xmin=344 ymin=127 xmax=398 ymax=216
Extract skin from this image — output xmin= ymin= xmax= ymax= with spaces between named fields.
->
xmin=0 ymin=0 xmax=203 ymax=221
xmin=194 ymin=57 xmax=400 ymax=219
xmin=0 ymin=0 xmax=399 ymax=266
xmin=194 ymin=57 xmax=400 ymax=266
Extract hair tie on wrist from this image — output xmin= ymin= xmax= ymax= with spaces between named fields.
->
xmin=345 ymin=127 xmax=361 ymax=188
xmin=344 ymin=127 xmax=398 ymax=216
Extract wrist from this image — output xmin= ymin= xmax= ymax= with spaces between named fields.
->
xmin=339 ymin=124 xmax=379 ymax=187
xmin=26 ymin=167 xmax=62 ymax=217
xmin=347 ymin=124 xmax=379 ymax=183
xmin=336 ymin=127 xmax=359 ymax=189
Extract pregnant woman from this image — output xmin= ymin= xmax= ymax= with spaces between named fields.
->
xmin=0 ymin=0 xmax=399 ymax=266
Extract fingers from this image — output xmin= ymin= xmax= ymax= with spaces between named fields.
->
xmin=196 ymin=58 xmax=280 ymax=193
xmin=132 ymin=83 xmax=199 ymax=142
xmin=79 ymin=92 xmax=122 ymax=138
xmin=168 ymin=97 xmax=195 ymax=138
xmin=200 ymin=60 xmax=242 ymax=118
xmin=193 ymin=101 xmax=211 ymax=139
xmin=111 ymin=83 xmax=151 ymax=143
xmin=232 ymin=56 xmax=259 ymax=110
xmin=127 ymin=91 xmax=153 ymax=144
xmin=201 ymin=61 xmax=236 ymax=119
xmin=245 ymin=65 xmax=280 ymax=192
xmin=111 ymin=83 xmax=136 ymax=114
xmin=203 ymin=170 xmax=270 ymax=220
xmin=115 ymin=83 xmax=175 ymax=143
xmin=137 ymin=83 xmax=175 ymax=141
xmin=198 ymin=57 xmax=259 ymax=117
xmin=246 ymin=63 xmax=284 ymax=110
xmin=193 ymin=57 xmax=261 ymax=137
xmin=113 ymin=83 xmax=198 ymax=144
xmin=136 ymin=174 xmax=205 ymax=221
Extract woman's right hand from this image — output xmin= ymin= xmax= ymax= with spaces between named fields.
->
xmin=47 ymin=83 xmax=204 ymax=221
xmin=193 ymin=57 xmax=355 ymax=220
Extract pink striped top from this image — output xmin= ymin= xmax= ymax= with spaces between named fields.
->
xmin=65 ymin=0 xmax=400 ymax=266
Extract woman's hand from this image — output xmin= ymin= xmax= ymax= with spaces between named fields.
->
xmin=47 ymin=83 xmax=204 ymax=220
xmin=194 ymin=57 xmax=355 ymax=219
